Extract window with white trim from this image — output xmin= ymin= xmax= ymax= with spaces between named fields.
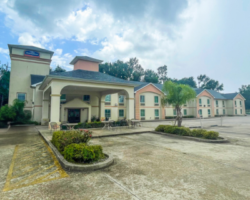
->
xmin=105 ymin=109 xmax=111 ymax=118
xmin=119 ymin=109 xmax=124 ymax=117
xmin=184 ymin=109 xmax=187 ymax=116
xmin=155 ymin=109 xmax=159 ymax=117
xmin=17 ymin=93 xmax=26 ymax=102
xmin=105 ymin=95 xmax=111 ymax=102
xmin=140 ymin=109 xmax=145 ymax=117
xmin=83 ymin=95 xmax=90 ymax=102
xmin=140 ymin=95 xmax=145 ymax=103
xmin=119 ymin=95 xmax=124 ymax=103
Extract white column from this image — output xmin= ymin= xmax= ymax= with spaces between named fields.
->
xmin=41 ymin=99 xmax=49 ymax=125
xmin=50 ymin=94 xmax=61 ymax=129
xmin=126 ymin=98 xmax=135 ymax=120
xmin=99 ymin=96 xmax=105 ymax=121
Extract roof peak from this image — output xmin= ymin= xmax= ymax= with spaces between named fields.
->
xmin=70 ymin=56 xmax=103 ymax=65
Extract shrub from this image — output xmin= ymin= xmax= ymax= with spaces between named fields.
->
xmin=172 ymin=127 xmax=191 ymax=136
xmin=63 ymin=143 xmax=104 ymax=163
xmin=0 ymin=105 xmax=16 ymax=122
xmin=74 ymin=122 xmax=104 ymax=129
xmin=155 ymin=125 xmax=167 ymax=132
xmin=164 ymin=125 xmax=176 ymax=134
xmin=0 ymin=121 xmax=8 ymax=128
xmin=203 ymin=131 xmax=219 ymax=139
xmin=191 ymin=129 xmax=219 ymax=139
xmin=191 ymin=129 xmax=207 ymax=137
xmin=51 ymin=129 xmax=92 ymax=153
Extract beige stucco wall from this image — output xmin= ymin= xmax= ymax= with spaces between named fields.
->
xmin=8 ymin=48 xmax=51 ymax=113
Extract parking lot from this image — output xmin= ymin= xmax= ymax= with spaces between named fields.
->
xmin=0 ymin=116 xmax=250 ymax=199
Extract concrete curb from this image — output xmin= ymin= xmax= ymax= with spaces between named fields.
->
xmin=92 ymin=130 xmax=229 ymax=144
xmin=152 ymin=131 xmax=229 ymax=143
xmin=39 ymin=131 xmax=114 ymax=172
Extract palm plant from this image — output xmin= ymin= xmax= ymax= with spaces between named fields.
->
xmin=161 ymin=81 xmax=196 ymax=127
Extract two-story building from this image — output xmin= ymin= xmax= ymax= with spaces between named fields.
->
xmin=7 ymin=44 xmax=246 ymax=128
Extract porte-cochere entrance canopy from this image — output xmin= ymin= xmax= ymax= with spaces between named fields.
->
xmin=39 ymin=73 xmax=139 ymax=127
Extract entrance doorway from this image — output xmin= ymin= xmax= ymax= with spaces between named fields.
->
xmin=68 ymin=109 xmax=81 ymax=123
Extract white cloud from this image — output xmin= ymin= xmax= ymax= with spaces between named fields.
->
xmin=51 ymin=52 xmax=74 ymax=70
xmin=0 ymin=47 xmax=9 ymax=54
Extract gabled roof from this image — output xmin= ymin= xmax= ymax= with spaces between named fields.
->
xmin=221 ymin=93 xmax=239 ymax=100
xmin=30 ymin=74 xmax=46 ymax=85
xmin=40 ymin=69 xmax=139 ymax=88
xmin=8 ymin=44 xmax=54 ymax=55
xmin=70 ymin=56 xmax=103 ymax=65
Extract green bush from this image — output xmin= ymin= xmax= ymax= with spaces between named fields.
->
xmin=51 ymin=129 xmax=92 ymax=153
xmin=0 ymin=105 xmax=16 ymax=122
xmin=164 ymin=125 xmax=176 ymax=134
xmin=74 ymin=121 xmax=104 ymax=129
xmin=203 ymin=131 xmax=219 ymax=139
xmin=156 ymin=125 xmax=219 ymax=139
xmin=155 ymin=125 xmax=167 ymax=132
xmin=63 ymin=143 xmax=104 ymax=163
xmin=165 ymin=115 xmax=195 ymax=119
xmin=0 ymin=121 xmax=8 ymax=128
xmin=191 ymin=129 xmax=207 ymax=137
xmin=191 ymin=129 xmax=219 ymax=139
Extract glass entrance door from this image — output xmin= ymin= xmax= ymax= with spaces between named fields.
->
xmin=68 ymin=109 xmax=81 ymax=123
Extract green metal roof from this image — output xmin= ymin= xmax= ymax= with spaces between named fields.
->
xmin=70 ymin=56 xmax=103 ymax=65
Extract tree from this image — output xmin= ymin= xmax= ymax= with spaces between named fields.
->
xmin=128 ymin=58 xmax=144 ymax=81
xmin=157 ymin=65 xmax=167 ymax=83
xmin=161 ymin=81 xmax=196 ymax=127
xmin=51 ymin=65 xmax=66 ymax=73
xmin=197 ymin=74 xmax=223 ymax=91
xmin=11 ymin=99 xmax=31 ymax=123
xmin=0 ymin=62 xmax=10 ymax=107
xmin=239 ymin=85 xmax=250 ymax=110
xmin=144 ymin=69 xmax=159 ymax=83
xmin=168 ymin=77 xmax=197 ymax=88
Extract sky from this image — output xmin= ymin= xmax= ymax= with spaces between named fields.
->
xmin=0 ymin=0 xmax=250 ymax=93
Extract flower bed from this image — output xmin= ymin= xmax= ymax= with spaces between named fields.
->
xmin=155 ymin=125 xmax=219 ymax=139
xmin=51 ymin=129 xmax=106 ymax=164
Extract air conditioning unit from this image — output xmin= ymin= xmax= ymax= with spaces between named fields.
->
xmin=141 ymin=117 xmax=145 ymax=120
xmin=216 ymin=105 xmax=218 ymax=107
xmin=154 ymin=104 xmax=159 ymax=106
xmin=208 ymin=105 xmax=210 ymax=107
xmin=105 ymin=102 xmax=111 ymax=105
xmin=203 ymin=105 xmax=206 ymax=107
xmin=119 ymin=103 xmax=124 ymax=106
xmin=155 ymin=117 xmax=159 ymax=120
xmin=140 ymin=103 xmax=145 ymax=106
xmin=184 ymin=105 xmax=187 ymax=107
xmin=199 ymin=105 xmax=202 ymax=107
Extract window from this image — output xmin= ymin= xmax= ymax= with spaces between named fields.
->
xmin=235 ymin=109 xmax=237 ymax=115
xmin=240 ymin=109 xmax=242 ymax=114
xmin=105 ymin=109 xmax=111 ymax=118
xmin=83 ymin=95 xmax=90 ymax=101
xmin=216 ymin=100 xmax=218 ymax=106
xmin=199 ymin=109 xmax=202 ymax=115
xmin=119 ymin=109 xmax=124 ymax=117
xmin=240 ymin=101 xmax=242 ymax=106
xmin=140 ymin=109 xmax=145 ymax=117
xmin=223 ymin=101 xmax=225 ymax=107
xmin=199 ymin=99 xmax=202 ymax=105
xmin=17 ymin=93 xmax=26 ymax=101
xmin=223 ymin=109 xmax=226 ymax=115
xmin=140 ymin=95 xmax=145 ymax=103
xmin=216 ymin=109 xmax=219 ymax=115
xmin=105 ymin=95 xmax=111 ymax=102
xmin=155 ymin=109 xmax=159 ymax=117
xmin=184 ymin=109 xmax=187 ymax=116
xmin=208 ymin=109 xmax=211 ymax=115
xmin=235 ymin=101 xmax=237 ymax=106
xmin=154 ymin=96 xmax=159 ymax=104
xmin=119 ymin=95 xmax=124 ymax=103
xmin=173 ymin=109 xmax=176 ymax=115
xmin=207 ymin=99 xmax=210 ymax=105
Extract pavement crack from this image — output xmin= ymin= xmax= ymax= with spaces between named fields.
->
xmin=104 ymin=173 xmax=142 ymax=200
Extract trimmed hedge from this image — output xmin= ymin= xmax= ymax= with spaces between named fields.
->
xmin=155 ymin=125 xmax=219 ymax=139
xmin=165 ymin=115 xmax=195 ymax=119
xmin=63 ymin=143 xmax=104 ymax=163
xmin=51 ymin=129 xmax=92 ymax=153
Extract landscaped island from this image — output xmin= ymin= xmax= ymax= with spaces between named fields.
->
xmin=155 ymin=125 xmax=219 ymax=139
xmin=51 ymin=129 xmax=106 ymax=164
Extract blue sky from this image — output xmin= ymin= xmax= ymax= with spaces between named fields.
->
xmin=0 ymin=0 xmax=250 ymax=92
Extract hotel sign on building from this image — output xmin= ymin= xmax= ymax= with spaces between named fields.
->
xmin=24 ymin=50 xmax=40 ymax=58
